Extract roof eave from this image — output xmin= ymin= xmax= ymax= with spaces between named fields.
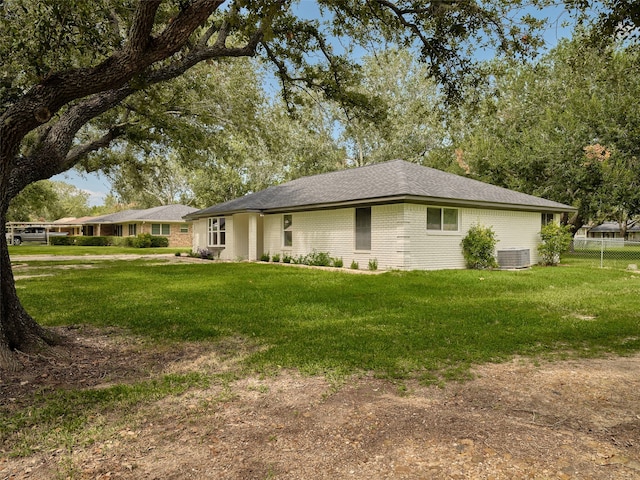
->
xmin=263 ymin=195 xmax=575 ymax=214
xmin=187 ymin=195 xmax=575 ymax=218
xmin=184 ymin=208 xmax=262 ymax=220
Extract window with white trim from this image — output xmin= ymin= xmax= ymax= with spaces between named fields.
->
xmin=128 ymin=224 xmax=137 ymax=236
xmin=283 ymin=214 xmax=293 ymax=247
xmin=355 ymin=207 xmax=371 ymax=250
xmin=152 ymin=223 xmax=170 ymax=235
xmin=208 ymin=217 xmax=226 ymax=246
xmin=114 ymin=225 xmax=123 ymax=237
xmin=426 ymin=207 xmax=459 ymax=232
xmin=541 ymin=213 xmax=554 ymax=227
xmin=180 ymin=225 xmax=189 ymax=233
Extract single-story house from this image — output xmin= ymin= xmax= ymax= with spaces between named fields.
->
xmin=581 ymin=221 xmax=640 ymax=241
xmin=184 ymin=160 xmax=575 ymax=270
xmin=81 ymin=204 xmax=198 ymax=247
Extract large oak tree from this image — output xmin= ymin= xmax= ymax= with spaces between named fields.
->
xmin=0 ymin=0 xmax=593 ymax=369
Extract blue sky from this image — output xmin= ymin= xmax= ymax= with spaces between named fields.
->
xmin=53 ymin=0 xmax=580 ymax=207
xmin=51 ymin=170 xmax=111 ymax=207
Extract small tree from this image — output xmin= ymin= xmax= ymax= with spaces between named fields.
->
xmin=538 ymin=223 xmax=573 ymax=266
xmin=461 ymin=224 xmax=499 ymax=269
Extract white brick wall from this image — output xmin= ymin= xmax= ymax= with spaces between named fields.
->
xmin=262 ymin=205 xmax=409 ymax=270
xmin=192 ymin=218 xmax=207 ymax=253
xmin=461 ymin=208 xmax=542 ymax=265
xmin=405 ymin=205 xmax=542 ymax=270
xmin=194 ymin=203 xmax=545 ymax=270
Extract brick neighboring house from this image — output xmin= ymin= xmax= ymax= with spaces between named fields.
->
xmin=185 ymin=160 xmax=575 ymax=270
xmin=82 ymin=204 xmax=198 ymax=247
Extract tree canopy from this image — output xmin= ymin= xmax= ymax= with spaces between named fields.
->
xmin=446 ymin=34 xmax=640 ymax=231
xmin=7 ymin=180 xmax=91 ymax=221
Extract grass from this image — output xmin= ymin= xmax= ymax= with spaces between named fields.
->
xmin=8 ymin=245 xmax=191 ymax=256
xmin=1 ymin=373 xmax=210 ymax=457
xmin=15 ymin=259 xmax=640 ymax=381
xmin=4 ymin=257 xmax=640 ymax=457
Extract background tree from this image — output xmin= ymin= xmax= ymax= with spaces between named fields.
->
xmin=7 ymin=180 xmax=90 ymax=222
xmin=97 ymin=58 xmax=345 ymax=208
xmin=333 ymin=48 xmax=447 ymax=166
xmin=444 ymin=34 xmax=640 ymax=232
xmin=6 ymin=182 xmax=59 ymax=222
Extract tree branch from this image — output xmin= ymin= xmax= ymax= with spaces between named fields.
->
xmin=7 ymin=6 xmax=270 ymax=195
xmin=126 ymin=0 xmax=162 ymax=55
xmin=0 ymin=0 xmax=226 ymax=168
xmin=64 ymin=126 xmax=126 ymax=169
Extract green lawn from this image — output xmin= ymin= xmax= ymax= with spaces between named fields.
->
xmin=15 ymin=259 xmax=640 ymax=382
xmin=8 ymin=244 xmax=191 ymax=256
xmin=5 ymin=258 xmax=640 ymax=457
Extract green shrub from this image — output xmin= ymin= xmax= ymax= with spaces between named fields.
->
xmin=132 ymin=233 xmax=152 ymax=248
xmin=332 ymin=257 xmax=344 ymax=268
xmin=272 ymin=253 xmax=281 ymax=263
xmin=75 ymin=236 xmax=110 ymax=246
xmin=461 ymin=224 xmax=498 ymax=269
xmin=350 ymin=260 xmax=359 ymax=270
xmin=538 ymin=222 xmax=573 ymax=266
xmin=368 ymin=258 xmax=378 ymax=271
xmin=260 ymin=252 xmax=270 ymax=262
xmin=108 ymin=237 xmax=133 ymax=247
xmin=292 ymin=255 xmax=305 ymax=264
xmin=305 ymin=250 xmax=332 ymax=266
xmin=282 ymin=254 xmax=292 ymax=264
xmin=49 ymin=236 xmax=74 ymax=246
xmin=150 ymin=236 xmax=169 ymax=248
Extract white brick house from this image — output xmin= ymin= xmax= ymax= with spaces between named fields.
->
xmin=185 ymin=160 xmax=575 ymax=270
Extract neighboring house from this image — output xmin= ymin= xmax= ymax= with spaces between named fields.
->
xmin=82 ymin=204 xmax=198 ymax=247
xmin=185 ymin=160 xmax=575 ymax=270
xmin=585 ymin=221 xmax=640 ymax=241
xmin=51 ymin=216 xmax=95 ymax=236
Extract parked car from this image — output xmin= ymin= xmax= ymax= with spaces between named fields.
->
xmin=7 ymin=227 xmax=68 ymax=245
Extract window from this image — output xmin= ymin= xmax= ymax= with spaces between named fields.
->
xmin=541 ymin=213 xmax=555 ymax=227
xmin=427 ymin=207 xmax=459 ymax=232
xmin=114 ymin=225 xmax=123 ymax=237
xmin=283 ymin=214 xmax=293 ymax=247
xmin=128 ymin=224 xmax=137 ymax=236
xmin=180 ymin=225 xmax=189 ymax=233
xmin=152 ymin=224 xmax=170 ymax=235
xmin=355 ymin=207 xmax=371 ymax=250
xmin=208 ymin=217 xmax=226 ymax=246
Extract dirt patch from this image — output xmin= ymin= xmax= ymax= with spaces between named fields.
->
xmin=1 ymin=327 xmax=639 ymax=480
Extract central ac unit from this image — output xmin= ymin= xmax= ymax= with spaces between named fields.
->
xmin=497 ymin=248 xmax=530 ymax=269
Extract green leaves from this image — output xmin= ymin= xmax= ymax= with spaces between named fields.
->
xmin=538 ymin=222 xmax=573 ymax=266
xmin=461 ymin=224 xmax=499 ymax=270
xmin=7 ymin=180 xmax=90 ymax=221
xmin=451 ymin=34 xmax=640 ymax=227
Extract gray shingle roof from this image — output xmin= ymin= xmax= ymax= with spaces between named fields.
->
xmin=186 ymin=160 xmax=575 ymax=219
xmin=86 ymin=204 xmax=197 ymax=224
xmin=589 ymin=221 xmax=640 ymax=233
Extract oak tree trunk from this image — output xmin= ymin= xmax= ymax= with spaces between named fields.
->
xmin=0 ymin=207 xmax=61 ymax=371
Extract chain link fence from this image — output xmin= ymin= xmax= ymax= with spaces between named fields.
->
xmin=565 ymin=238 xmax=640 ymax=269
